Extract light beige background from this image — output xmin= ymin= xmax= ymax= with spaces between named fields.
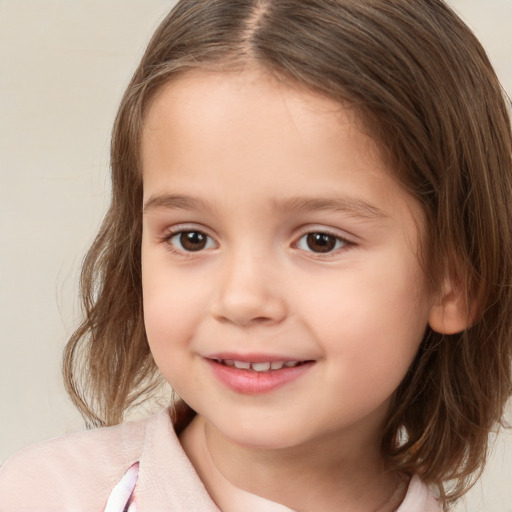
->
xmin=0 ymin=1 xmax=511 ymax=510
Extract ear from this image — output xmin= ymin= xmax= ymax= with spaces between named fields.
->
xmin=428 ymin=274 xmax=476 ymax=335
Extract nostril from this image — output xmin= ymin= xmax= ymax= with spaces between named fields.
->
xmin=213 ymin=314 xmax=276 ymax=327
xmin=253 ymin=316 xmax=274 ymax=323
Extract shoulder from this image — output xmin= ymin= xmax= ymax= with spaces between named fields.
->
xmin=0 ymin=415 xmax=148 ymax=512
xmin=396 ymin=474 xmax=441 ymax=512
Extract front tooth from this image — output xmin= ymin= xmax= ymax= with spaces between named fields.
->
xmin=270 ymin=361 xmax=284 ymax=370
xmin=284 ymin=361 xmax=299 ymax=367
xmin=234 ymin=361 xmax=251 ymax=370
xmin=223 ymin=359 xmax=235 ymax=367
xmin=251 ymin=362 xmax=271 ymax=372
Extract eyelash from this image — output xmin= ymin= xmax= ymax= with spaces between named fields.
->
xmin=295 ymin=231 xmax=349 ymax=255
xmin=163 ymin=229 xmax=217 ymax=253
xmin=161 ymin=228 xmax=353 ymax=256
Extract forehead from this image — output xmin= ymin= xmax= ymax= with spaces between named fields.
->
xmin=140 ymin=69 xmax=423 ymax=231
xmin=143 ymin=69 xmax=337 ymax=132
xmin=142 ymin=69 xmax=380 ymax=181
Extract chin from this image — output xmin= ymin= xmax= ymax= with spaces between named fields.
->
xmin=209 ymin=415 xmax=314 ymax=451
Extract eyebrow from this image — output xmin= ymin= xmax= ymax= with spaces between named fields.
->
xmin=143 ymin=194 xmax=209 ymax=214
xmin=271 ymin=196 xmax=387 ymax=220
xmin=143 ymin=193 xmax=387 ymax=220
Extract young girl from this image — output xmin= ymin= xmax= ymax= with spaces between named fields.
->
xmin=1 ymin=0 xmax=511 ymax=511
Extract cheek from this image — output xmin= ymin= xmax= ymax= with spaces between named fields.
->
xmin=141 ymin=250 xmax=207 ymax=357
xmin=142 ymin=274 xmax=205 ymax=394
xmin=299 ymin=259 xmax=430 ymax=380
xmin=143 ymin=277 xmax=200 ymax=345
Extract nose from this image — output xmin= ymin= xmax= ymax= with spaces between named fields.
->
xmin=210 ymin=250 xmax=288 ymax=326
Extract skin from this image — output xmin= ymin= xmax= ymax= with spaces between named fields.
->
xmin=140 ymin=69 xmax=441 ymax=511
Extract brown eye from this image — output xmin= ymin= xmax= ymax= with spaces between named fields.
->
xmin=296 ymin=232 xmax=346 ymax=253
xmin=169 ymin=231 xmax=214 ymax=252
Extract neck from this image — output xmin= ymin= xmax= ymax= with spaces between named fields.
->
xmin=180 ymin=414 xmax=406 ymax=512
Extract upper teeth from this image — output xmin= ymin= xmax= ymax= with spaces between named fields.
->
xmin=218 ymin=360 xmax=301 ymax=372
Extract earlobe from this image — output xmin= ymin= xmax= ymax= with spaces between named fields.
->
xmin=428 ymin=278 xmax=475 ymax=335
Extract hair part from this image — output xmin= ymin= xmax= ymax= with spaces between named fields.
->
xmin=63 ymin=1 xmax=512 ymax=507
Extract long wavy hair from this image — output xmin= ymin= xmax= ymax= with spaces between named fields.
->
xmin=63 ymin=0 xmax=512 ymax=507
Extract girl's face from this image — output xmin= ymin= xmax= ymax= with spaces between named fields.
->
xmin=141 ymin=69 xmax=435 ymax=451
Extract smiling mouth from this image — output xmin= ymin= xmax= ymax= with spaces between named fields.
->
xmin=207 ymin=357 xmax=315 ymax=393
xmin=211 ymin=359 xmax=309 ymax=372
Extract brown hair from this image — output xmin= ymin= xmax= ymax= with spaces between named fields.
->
xmin=63 ymin=0 xmax=512 ymax=507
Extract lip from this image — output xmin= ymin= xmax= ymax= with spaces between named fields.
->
xmin=205 ymin=356 xmax=315 ymax=394
xmin=207 ymin=352 xmax=304 ymax=363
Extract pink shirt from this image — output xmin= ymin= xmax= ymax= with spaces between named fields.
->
xmin=0 ymin=408 xmax=440 ymax=511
